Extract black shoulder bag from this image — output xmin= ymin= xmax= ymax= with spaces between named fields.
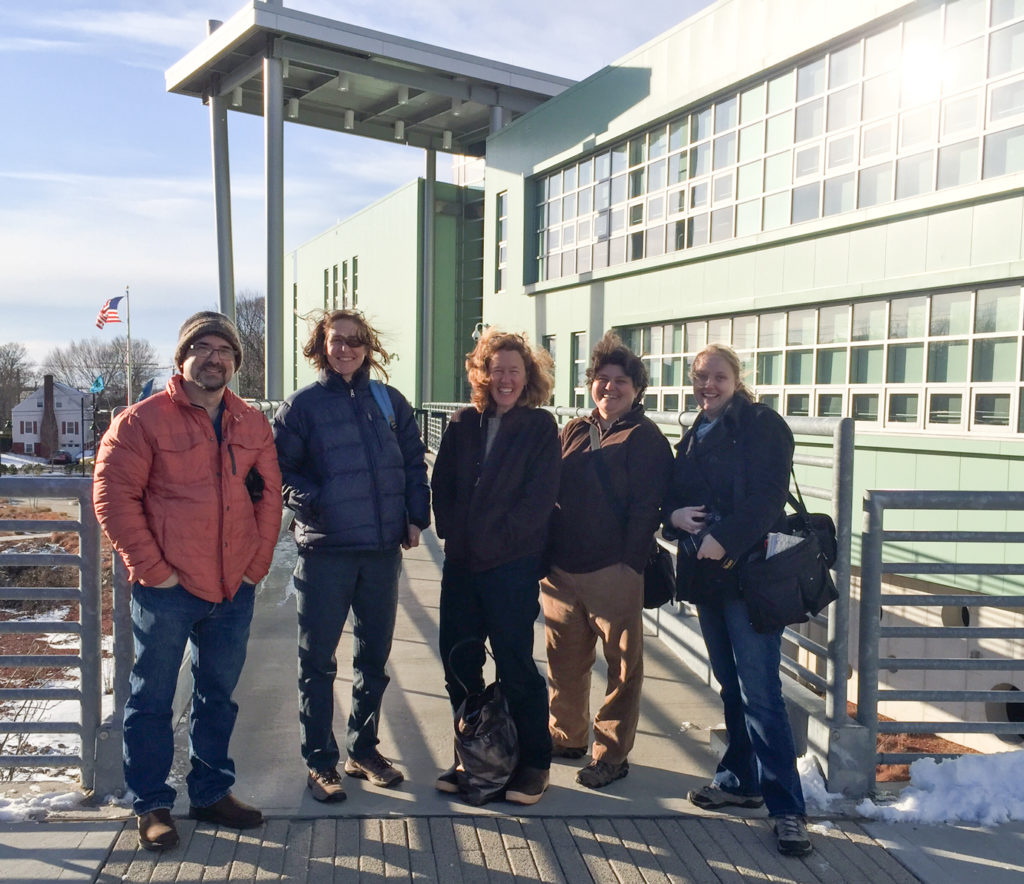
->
xmin=588 ymin=425 xmax=675 ymax=609
xmin=736 ymin=469 xmax=839 ymax=633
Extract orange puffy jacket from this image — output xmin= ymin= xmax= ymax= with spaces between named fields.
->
xmin=93 ymin=376 xmax=283 ymax=603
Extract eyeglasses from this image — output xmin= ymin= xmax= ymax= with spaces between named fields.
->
xmin=189 ymin=343 xmax=236 ymax=360
xmin=328 ymin=335 xmax=368 ymax=349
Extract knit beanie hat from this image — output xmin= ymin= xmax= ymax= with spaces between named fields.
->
xmin=175 ymin=311 xmax=243 ymax=370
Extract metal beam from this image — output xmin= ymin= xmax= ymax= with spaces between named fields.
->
xmin=274 ymin=39 xmax=548 ymax=114
xmin=264 ymin=54 xmax=285 ymax=400
xmin=421 ymin=150 xmax=436 ymax=406
xmin=209 ymin=87 xmax=235 ymax=322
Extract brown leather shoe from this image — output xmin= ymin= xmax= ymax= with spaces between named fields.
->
xmin=189 ymin=793 xmax=263 ymax=829
xmin=137 ymin=808 xmax=179 ymax=851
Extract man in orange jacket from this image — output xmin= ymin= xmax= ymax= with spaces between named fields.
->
xmin=93 ymin=311 xmax=282 ymax=852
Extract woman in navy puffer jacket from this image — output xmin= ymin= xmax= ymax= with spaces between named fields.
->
xmin=273 ymin=309 xmax=429 ymax=801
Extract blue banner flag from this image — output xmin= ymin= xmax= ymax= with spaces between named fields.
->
xmin=89 ymin=376 xmax=105 ymax=394
xmin=136 ymin=378 xmax=155 ymax=402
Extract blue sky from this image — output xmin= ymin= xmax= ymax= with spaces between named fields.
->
xmin=1 ymin=0 xmax=709 ymax=372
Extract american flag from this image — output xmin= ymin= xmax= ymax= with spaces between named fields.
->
xmin=96 ymin=296 xmax=124 ymax=329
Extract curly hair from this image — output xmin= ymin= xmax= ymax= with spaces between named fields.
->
xmin=302 ymin=309 xmax=391 ymax=382
xmin=691 ymin=342 xmax=754 ymax=403
xmin=585 ymin=331 xmax=648 ymax=403
xmin=466 ymin=328 xmax=554 ymax=412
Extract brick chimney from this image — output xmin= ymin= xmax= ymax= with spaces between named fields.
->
xmin=39 ymin=374 xmax=59 ymax=459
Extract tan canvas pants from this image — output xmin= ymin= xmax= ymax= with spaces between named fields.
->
xmin=540 ymin=562 xmax=644 ymax=764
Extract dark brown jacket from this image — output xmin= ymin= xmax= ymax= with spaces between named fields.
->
xmin=548 ymin=405 xmax=673 ymax=574
xmin=431 ymin=404 xmax=560 ymax=573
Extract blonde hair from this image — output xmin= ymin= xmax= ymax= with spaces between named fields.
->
xmin=691 ymin=343 xmax=754 ymax=403
xmin=302 ymin=309 xmax=390 ymax=382
xmin=466 ymin=328 xmax=554 ymax=412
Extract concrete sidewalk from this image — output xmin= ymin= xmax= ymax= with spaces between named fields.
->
xmin=3 ymin=529 xmax=1024 ymax=882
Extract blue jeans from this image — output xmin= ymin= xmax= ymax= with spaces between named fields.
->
xmin=697 ymin=597 xmax=806 ymax=817
xmin=294 ymin=548 xmax=402 ymax=770
xmin=124 ymin=581 xmax=255 ymax=816
xmin=439 ymin=556 xmax=551 ymax=770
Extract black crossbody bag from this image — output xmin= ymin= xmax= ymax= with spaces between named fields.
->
xmin=736 ymin=469 xmax=839 ymax=633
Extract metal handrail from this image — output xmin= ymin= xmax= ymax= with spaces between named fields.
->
xmin=858 ymin=490 xmax=1024 ymax=781
xmin=0 ymin=477 xmax=103 ymax=789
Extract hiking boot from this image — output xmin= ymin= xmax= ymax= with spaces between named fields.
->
xmin=551 ymin=743 xmax=588 ymax=759
xmin=137 ymin=808 xmax=179 ymax=851
xmin=688 ymin=783 xmax=765 ymax=810
xmin=344 ymin=751 xmax=404 ymax=788
xmin=774 ymin=815 xmax=813 ymax=856
xmin=189 ymin=793 xmax=263 ymax=829
xmin=576 ymin=758 xmax=629 ymax=789
xmin=307 ymin=767 xmax=347 ymax=802
xmin=505 ymin=766 xmax=549 ymax=805
xmin=434 ymin=762 xmax=463 ymax=794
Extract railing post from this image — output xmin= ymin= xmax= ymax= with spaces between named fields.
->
xmin=77 ymin=487 xmax=102 ymax=793
xmin=92 ymin=556 xmax=132 ymax=798
xmin=856 ymin=490 xmax=885 ymax=795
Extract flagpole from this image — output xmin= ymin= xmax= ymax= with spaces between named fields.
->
xmin=124 ymin=285 xmax=132 ymax=407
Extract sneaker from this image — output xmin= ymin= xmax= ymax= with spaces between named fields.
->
xmin=774 ymin=815 xmax=813 ymax=857
xmin=505 ymin=766 xmax=549 ymax=805
xmin=137 ymin=808 xmax=179 ymax=851
xmin=189 ymin=793 xmax=263 ymax=829
xmin=435 ymin=762 xmax=463 ymax=794
xmin=307 ymin=767 xmax=347 ymax=802
xmin=551 ymin=743 xmax=588 ymax=759
xmin=344 ymin=751 xmax=404 ymax=788
xmin=576 ymin=759 xmax=629 ymax=789
xmin=688 ymin=783 xmax=765 ymax=810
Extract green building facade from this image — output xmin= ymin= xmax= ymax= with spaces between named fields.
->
xmin=480 ymin=0 xmax=1024 ymax=596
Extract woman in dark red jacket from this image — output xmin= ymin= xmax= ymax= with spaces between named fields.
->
xmin=430 ymin=329 xmax=560 ymax=806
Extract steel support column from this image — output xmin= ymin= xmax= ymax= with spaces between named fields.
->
xmin=264 ymin=54 xmax=285 ymax=400
xmin=209 ymin=92 xmax=235 ymax=322
xmin=421 ymin=149 xmax=436 ymax=406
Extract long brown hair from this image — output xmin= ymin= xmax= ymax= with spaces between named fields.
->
xmin=466 ymin=328 xmax=554 ymax=412
xmin=691 ymin=343 xmax=754 ymax=403
xmin=302 ymin=309 xmax=390 ymax=382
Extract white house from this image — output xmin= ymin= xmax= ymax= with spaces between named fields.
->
xmin=11 ymin=379 xmax=88 ymax=458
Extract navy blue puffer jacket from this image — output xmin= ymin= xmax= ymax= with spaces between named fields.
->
xmin=273 ymin=368 xmax=430 ymax=552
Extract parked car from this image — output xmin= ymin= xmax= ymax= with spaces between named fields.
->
xmin=48 ymin=451 xmax=76 ymax=465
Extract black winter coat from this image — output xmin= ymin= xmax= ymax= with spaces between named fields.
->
xmin=273 ymin=368 xmax=430 ymax=553
xmin=662 ymin=396 xmax=793 ymax=604
xmin=431 ymin=404 xmax=560 ymax=573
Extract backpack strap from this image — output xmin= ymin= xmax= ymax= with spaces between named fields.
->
xmin=369 ymin=379 xmax=397 ymax=432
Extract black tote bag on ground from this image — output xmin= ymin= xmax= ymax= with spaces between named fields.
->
xmin=448 ymin=639 xmax=519 ymax=806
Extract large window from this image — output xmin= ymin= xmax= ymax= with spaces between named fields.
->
xmin=536 ymin=0 xmax=1024 ymax=281
xmin=496 ymin=191 xmax=509 ymax=293
xmin=614 ymin=282 xmax=1024 ymax=435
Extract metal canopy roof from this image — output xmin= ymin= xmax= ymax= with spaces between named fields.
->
xmin=166 ymin=0 xmax=575 ymax=156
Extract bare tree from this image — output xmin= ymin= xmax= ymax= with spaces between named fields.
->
xmin=0 ymin=343 xmax=35 ymax=432
xmin=235 ymin=290 xmax=266 ymax=399
xmin=41 ymin=337 xmax=160 ymax=407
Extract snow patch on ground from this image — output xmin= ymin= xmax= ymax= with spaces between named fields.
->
xmin=856 ymin=749 xmax=1024 ymax=826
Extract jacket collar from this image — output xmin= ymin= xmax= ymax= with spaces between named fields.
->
xmin=587 ymin=402 xmax=644 ymax=432
xmin=318 ymin=366 xmax=370 ymax=392
xmin=166 ymin=374 xmax=245 ymax=417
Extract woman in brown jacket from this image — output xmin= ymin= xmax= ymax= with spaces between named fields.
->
xmin=542 ymin=332 xmax=672 ymax=789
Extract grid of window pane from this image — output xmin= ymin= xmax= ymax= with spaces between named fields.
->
xmin=535 ymin=0 xmax=1024 ymax=281
xmin=605 ymin=282 xmax=1024 ymax=433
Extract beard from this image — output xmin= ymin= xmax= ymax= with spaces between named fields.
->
xmin=193 ymin=363 xmax=228 ymax=391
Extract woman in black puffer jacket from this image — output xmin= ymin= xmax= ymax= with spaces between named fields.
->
xmin=273 ymin=309 xmax=429 ymax=801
